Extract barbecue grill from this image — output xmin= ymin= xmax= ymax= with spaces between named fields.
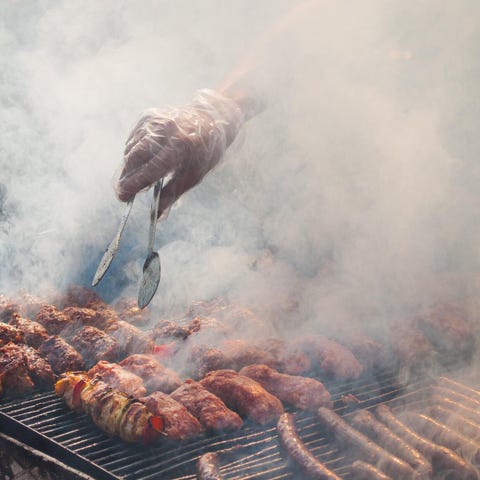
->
xmin=1 ymin=364 xmax=463 ymax=480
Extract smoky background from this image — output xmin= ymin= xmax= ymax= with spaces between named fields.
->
xmin=1 ymin=0 xmax=480 ymax=339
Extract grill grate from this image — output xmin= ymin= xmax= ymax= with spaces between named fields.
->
xmin=0 ymin=368 xmax=427 ymax=480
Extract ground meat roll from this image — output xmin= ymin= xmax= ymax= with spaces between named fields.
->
xmin=35 ymin=305 xmax=70 ymax=336
xmin=38 ymin=336 xmax=85 ymax=374
xmin=63 ymin=306 xmax=116 ymax=331
xmin=239 ymin=364 xmax=333 ymax=411
xmin=200 ymin=369 xmax=284 ymax=425
xmin=119 ymin=354 xmax=181 ymax=393
xmin=8 ymin=314 xmax=48 ymax=348
xmin=69 ymin=326 xmax=119 ymax=368
xmin=105 ymin=321 xmax=154 ymax=357
xmin=0 ymin=323 xmax=24 ymax=346
xmin=140 ymin=391 xmax=203 ymax=440
xmin=171 ymin=379 xmax=243 ymax=432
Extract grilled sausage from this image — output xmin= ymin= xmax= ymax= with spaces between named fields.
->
xmin=196 ymin=452 xmax=223 ymax=480
xmin=431 ymin=385 xmax=480 ymax=412
xmin=277 ymin=413 xmax=341 ymax=480
xmin=429 ymin=405 xmax=480 ymax=439
xmin=350 ymin=409 xmax=432 ymax=477
xmin=402 ymin=411 xmax=480 ymax=464
xmin=376 ymin=404 xmax=477 ymax=480
xmin=432 ymin=395 xmax=480 ymax=426
xmin=438 ymin=376 xmax=480 ymax=402
xmin=350 ymin=460 xmax=393 ymax=480
xmin=316 ymin=407 xmax=414 ymax=479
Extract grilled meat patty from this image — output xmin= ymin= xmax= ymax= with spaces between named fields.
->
xmin=69 ymin=326 xmax=119 ymax=368
xmin=8 ymin=314 xmax=48 ymax=348
xmin=38 ymin=335 xmax=85 ymax=374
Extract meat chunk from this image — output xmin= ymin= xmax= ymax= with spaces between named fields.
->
xmin=187 ymin=345 xmax=228 ymax=379
xmin=35 ymin=305 xmax=70 ymax=336
xmin=53 ymin=285 xmax=105 ymax=309
xmin=115 ymin=298 xmax=151 ymax=326
xmin=293 ymin=335 xmax=363 ymax=379
xmin=69 ymin=326 xmax=119 ymax=368
xmin=88 ymin=361 xmax=146 ymax=397
xmin=119 ymin=354 xmax=181 ymax=393
xmin=105 ymin=320 xmax=154 ymax=357
xmin=8 ymin=314 xmax=48 ymax=348
xmin=140 ymin=391 xmax=203 ymax=440
xmin=0 ymin=323 xmax=24 ymax=346
xmin=170 ymin=379 xmax=243 ymax=432
xmin=220 ymin=339 xmax=281 ymax=371
xmin=151 ymin=319 xmax=191 ymax=342
xmin=239 ymin=364 xmax=332 ymax=411
xmin=200 ymin=369 xmax=284 ymax=425
xmin=255 ymin=338 xmax=311 ymax=375
xmin=38 ymin=336 xmax=85 ymax=374
xmin=390 ymin=325 xmax=436 ymax=370
xmin=62 ymin=306 xmax=116 ymax=331
xmin=0 ymin=342 xmax=55 ymax=396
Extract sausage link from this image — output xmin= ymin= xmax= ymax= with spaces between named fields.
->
xmin=350 ymin=460 xmax=393 ymax=480
xmin=431 ymin=385 xmax=480 ymax=411
xmin=196 ymin=452 xmax=223 ymax=480
xmin=277 ymin=412 xmax=341 ymax=480
xmin=430 ymin=405 xmax=480 ymax=439
xmin=432 ymin=395 xmax=480 ymax=426
xmin=438 ymin=377 xmax=480 ymax=403
xmin=402 ymin=411 xmax=480 ymax=464
xmin=350 ymin=409 xmax=432 ymax=478
xmin=376 ymin=404 xmax=477 ymax=480
xmin=316 ymin=407 xmax=415 ymax=479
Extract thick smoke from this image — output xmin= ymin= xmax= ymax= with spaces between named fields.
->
xmin=1 ymin=0 xmax=480 ymax=336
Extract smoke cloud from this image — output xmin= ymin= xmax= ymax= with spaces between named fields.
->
xmin=1 ymin=0 xmax=480 ymax=336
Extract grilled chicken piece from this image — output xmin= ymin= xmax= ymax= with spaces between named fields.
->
xmin=0 ymin=342 xmax=35 ymax=396
xmin=200 ymin=369 xmax=284 ymax=425
xmin=38 ymin=336 xmax=85 ymax=374
xmin=105 ymin=321 xmax=154 ymax=357
xmin=140 ymin=391 xmax=203 ymax=440
xmin=119 ymin=354 xmax=181 ymax=394
xmin=0 ymin=323 xmax=24 ymax=346
xmin=69 ymin=326 xmax=119 ymax=368
xmin=171 ymin=379 xmax=243 ymax=432
xmin=293 ymin=335 xmax=363 ymax=379
xmin=55 ymin=373 xmax=163 ymax=444
xmin=239 ymin=364 xmax=333 ymax=411
xmin=8 ymin=314 xmax=48 ymax=348
xmin=88 ymin=360 xmax=146 ymax=397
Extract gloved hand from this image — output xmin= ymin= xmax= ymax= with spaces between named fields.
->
xmin=116 ymin=89 xmax=244 ymax=217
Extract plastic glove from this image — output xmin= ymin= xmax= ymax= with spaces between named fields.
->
xmin=116 ymin=89 xmax=244 ymax=217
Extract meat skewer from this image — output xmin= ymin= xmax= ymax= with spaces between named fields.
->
xmin=196 ymin=452 xmax=223 ymax=480
xmin=277 ymin=413 xmax=341 ymax=480
xmin=349 ymin=460 xmax=393 ymax=480
xmin=402 ymin=411 xmax=480 ymax=464
xmin=170 ymin=379 xmax=243 ymax=432
xmin=350 ymin=409 xmax=432 ymax=477
xmin=239 ymin=363 xmax=333 ymax=411
xmin=200 ymin=369 xmax=284 ymax=425
xmin=55 ymin=372 xmax=163 ymax=444
xmin=316 ymin=407 xmax=415 ymax=479
xmin=376 ymin=404 xmax=477 ymax=480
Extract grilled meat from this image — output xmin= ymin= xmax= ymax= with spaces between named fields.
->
xmin=0 ymin=342 xmax=35 ymax=396
xmin=239 ymin=364 xmax=333 ymax=411
xmin=293 ymin=335 xmax=363 ymax=379
xmin=114 ymin=298 xmax=151 ymax=326
xmin=350 ymin=409 xmax=432 ymax=476
xmin=390 ymin=325 xmax=436 ymax=370
xmin=17 ymin=343 xmax=55 ymax=386
xmin=170 ymin=379 xmax=243 ymax=432
xmin=38 ymin=336 xmax=85 ymax=374
xmin=55 ymin=373 xmax=163 ymax=444
xmin=200 ymin=369 xmax=284 ymax=425
xmin=277 ymin=413 xmax=342 ymax=480
xmin=220 ymin=339 xmax=280 ymax=371
xmin=62 ymin=306 xmax=116 ymax=331
xmin=69 ymin=326 xmax=119 ymax=368
xmin=140 ymin=391 xmax=203 ymax=440
xmin=8 ymin=314 xmax=48 ymax=348
xmin=429 ymin=405 xmax=480 ymax=439
xmin=88 ymin=360 xmax=146 ymax=397
xmin=119 ymin=354 xmax=181 ymax=394
xmin=432 ymin=395 xmax=480 ymax=425
xmin=196 ymin=452 xmax=223 ymax=480
xmin=0 ymin=295 xmax=20 ymax=321
xmin=151 ymin=319 xmax=191 ymax=342
xmin=188 ymin=345 xmax=228 ymax=379
xmin=438 ymin=376 xmax=480 ymax=401
xmin=376 ymin=404 xmax=477 ymax=480
xmin=35 ymin=305 xmax=70 ymax=336
xmin=105 ymin=320 xmax=154 ymax=357
xmin=316 ymin=407 xmax=415 ymax=479
xmin=255 ymin=338 xmax=311 ymax=375
xmin=432 ymin=384 xmax=480 ymax=411
xmin=349 ymin=460 xmax=392 ymax=480
xmin=0 ymin=322 xmax=24 ymax=346
xmin=402 ymin=411 xmax=480 ymax=464
xmin=53 ymin=285 xmax=105 ymax=309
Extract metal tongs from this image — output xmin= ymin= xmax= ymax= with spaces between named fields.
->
xmin=92 ymin=178 xmax=164 ymax=309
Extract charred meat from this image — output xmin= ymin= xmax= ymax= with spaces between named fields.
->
xmin=69 ymin=326 xmax=119 ymax=368
xmin=8 ymin=314 xmax=48 ymax=348
xmin=35 ymin=305 xmax=70 ymax=336
xmin=105 ymin=320 xmax=154 ymax=357
xmin=38 ymin=336 xmax=85 ymax=374
xmin=0 ymin=322 xmax=24 ymax=346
